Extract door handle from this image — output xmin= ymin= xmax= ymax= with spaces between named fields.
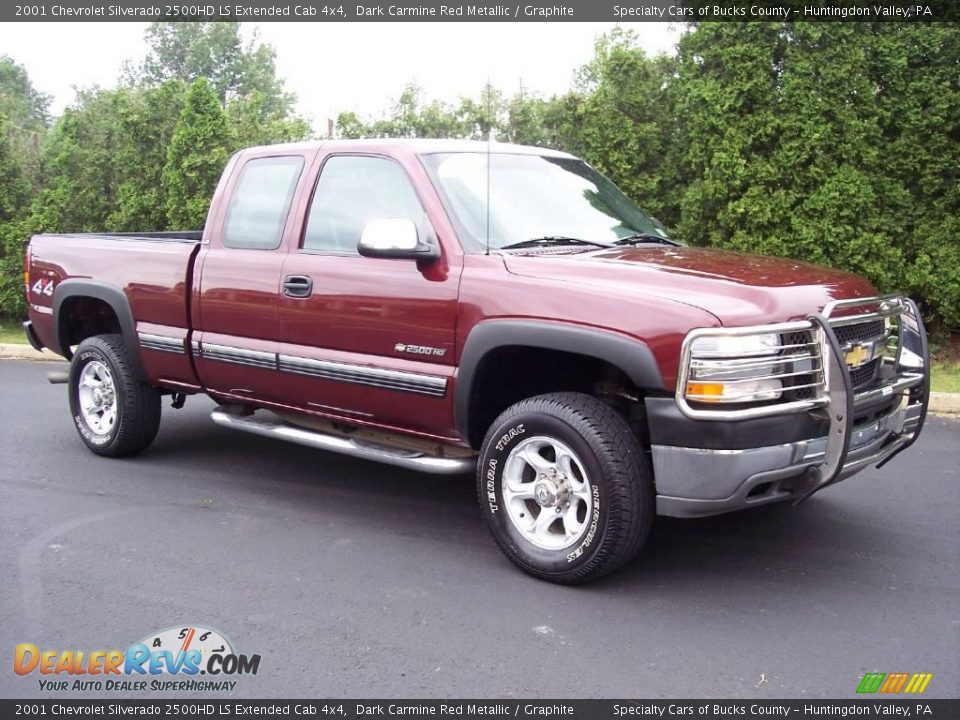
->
xmin=283 ymin=275 xmax=313 ymax=298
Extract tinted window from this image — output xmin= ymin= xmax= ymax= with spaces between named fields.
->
xmin=303 ymin=155 xmax=424 ymax=253
xmin=222 ymin=156 xmax=304 ymax=250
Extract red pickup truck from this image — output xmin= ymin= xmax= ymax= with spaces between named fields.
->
xmin=23 ymin=139 xmax=930 ymax=584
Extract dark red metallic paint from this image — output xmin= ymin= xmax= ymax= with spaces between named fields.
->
xmin=26 ymin=140 xmax=880 ymax=446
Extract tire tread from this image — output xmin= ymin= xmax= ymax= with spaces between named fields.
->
xmin=478 ymin=392 xmax=654 ymax=584
xmin=70 ymin=334 xmax=161 ymax=457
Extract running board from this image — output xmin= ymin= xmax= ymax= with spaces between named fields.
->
xmin=210 ymin=407 xmax=476 ymax=475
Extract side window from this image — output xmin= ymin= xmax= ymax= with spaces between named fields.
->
xmin=222 ymin=156 xmax=304 ymax=250
xmin=302 ymin=155 xmax=425 ymax=254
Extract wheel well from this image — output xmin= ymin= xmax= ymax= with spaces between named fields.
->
xmin=465 ymin=346 xmax=647 ymax=449
xmin=58 ymin=296 xmax=122 ymax=353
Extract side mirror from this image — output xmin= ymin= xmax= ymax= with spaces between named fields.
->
xmin=358 ymin=218 xmax=438 ymax=260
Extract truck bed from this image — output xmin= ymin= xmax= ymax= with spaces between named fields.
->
xmin=58 ymin=230 xmax=204 ymax=242
xmin=27 ymin=231 xmax=203 ymax=381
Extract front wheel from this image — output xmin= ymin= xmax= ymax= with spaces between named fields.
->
xmin=68 ymin=334 xmax=161 ymax=457
xmin=477 ymin=392 xmax=654 ymax=584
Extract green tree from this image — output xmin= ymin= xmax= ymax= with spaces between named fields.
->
xmin=27 ymin=84 xmax=186 ymax=235
xmin=503 ymin=86 xmax=566 ymax=147
xmin=130 ymin=23 xmax=295 ymax=116
xmin=336 ymin=82 xmax=511 ymax=140
xmin=0 ymin=113 xmax=34 ymax=319
xmin=226 ymin=89 xmax=312 ymax=150
xmin=109 ymin=81 xmax=187 ymax=231
xmin=0 ymin=115 xmax=30 ymax=222
xmin=0 ymin=55 xmax=50 ymax=190
xmin=338 ymin=83 xmax=473 ymax=139
xmin=875 ymin=26 xmax=959 ymax=330
xmin=30 ymin=88 xmax=128 ymax=233
xmin=335 ymin=110 xmax=367 ymax=139
xmin=130 ymin=23 xmax=311 ymax=151
xmin=557 ymin=30 xmax=679 ymax=224
xmin=671 ymin=22 xmax=959 ymax=329
xmin=162 ymin=78 xmax=231 ymax=230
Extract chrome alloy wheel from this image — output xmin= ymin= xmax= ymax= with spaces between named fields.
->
xmin=502 ymin=436 xmax=594 ymax=550
xmin=77 ymin=360 xmax=117 ymax=435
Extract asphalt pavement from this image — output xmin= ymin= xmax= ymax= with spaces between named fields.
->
xmin=1 ymin=359 xmax=958 ymax=699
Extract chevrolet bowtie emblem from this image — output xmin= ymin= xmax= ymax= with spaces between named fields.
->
xmin=844 ymin=342 xmax=872 ymax=369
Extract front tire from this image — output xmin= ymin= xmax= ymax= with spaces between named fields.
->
xmin=68 ymin=334 xmax=161 ymax=457
xmin=477 ymin=392 xmax=654 ymax=584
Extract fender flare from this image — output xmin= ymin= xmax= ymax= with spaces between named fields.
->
xmin=454 ymin=320 xmax=665 ymax=445
xmin=52 ymin=280 xmax=141 ymax=369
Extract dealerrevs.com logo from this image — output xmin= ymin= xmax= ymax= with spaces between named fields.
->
xmin=14 ymin=625 xmax=261 ymax=692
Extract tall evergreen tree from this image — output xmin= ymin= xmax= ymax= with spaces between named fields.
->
xmin=130 ymin=23 xmax=296 ymax=117
xmin=0 ymin=112 xmax=33 ymax=319
xmin=671 ymin=22 xmax=958 ymax=329
xmin=162 ymin=78 xmax=231 ymax=230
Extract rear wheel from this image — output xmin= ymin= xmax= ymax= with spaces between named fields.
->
xmin=68 ymin=334 xmax=161 ymax=457
xmin=477 ymin=392 xmax=653 ymax=584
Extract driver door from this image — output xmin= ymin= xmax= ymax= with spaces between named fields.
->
xmin=274 ymin=153 xmax=461 ymax=436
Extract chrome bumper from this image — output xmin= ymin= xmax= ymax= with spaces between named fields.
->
xmin=654 ymin=399 xmax=923 ymax=517
xmin=22 ymin=320 xmax=44 ymax=352
xmin=656 ymin=296 xmax=931 ymax=518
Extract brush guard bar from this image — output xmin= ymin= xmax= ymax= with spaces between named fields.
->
xmin=675 ymin=295 xmax=931 ymax=500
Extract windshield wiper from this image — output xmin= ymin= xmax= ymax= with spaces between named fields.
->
xmin=500 ymin=236 xmax=611 ymax=250
xmin=613 ymin=233 xmax=680 ymax=247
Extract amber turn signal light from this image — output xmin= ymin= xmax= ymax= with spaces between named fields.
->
xmin=685 ymin=382 xmax=725 ymax=402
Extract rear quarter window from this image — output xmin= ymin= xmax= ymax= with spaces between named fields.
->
xmin=222 ymin=156 xmax=305 ymax=250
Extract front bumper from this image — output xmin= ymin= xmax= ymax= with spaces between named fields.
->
xmin=652 ymin=296 xmax=930 ymax=518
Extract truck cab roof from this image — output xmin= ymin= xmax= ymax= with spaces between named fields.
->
xmin=236 ymin=138 xmax=576 ymax=159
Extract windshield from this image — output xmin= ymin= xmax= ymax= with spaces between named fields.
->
xmin=421 ymin=152 xmax=672 ymax=252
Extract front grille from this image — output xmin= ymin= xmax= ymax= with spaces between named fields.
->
xmin=849 ymin=357 xmax=880 ymax=389
xmin=832 ymin=318 xmax=887 ymax=391
xmin=779 ymin=329 xmax=820 ymax=401
xmin=834 ymin=319 xmax=885 ymax=345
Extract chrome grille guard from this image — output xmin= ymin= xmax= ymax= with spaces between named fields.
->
xmin=675 ymin=295 xmax=931 ymax=498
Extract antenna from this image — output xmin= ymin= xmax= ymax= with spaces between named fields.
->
xmin=485 ymin=78 xmax=492 ymax=256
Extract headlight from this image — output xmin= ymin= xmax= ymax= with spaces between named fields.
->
xmin=689 ymin=333 xmax=780 ymax=358
xmin=685 ymin=332 xmax=784 ymax=404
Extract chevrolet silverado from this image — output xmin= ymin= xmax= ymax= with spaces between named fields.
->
xmin=23 ymin=139 xmax=930 ymax=583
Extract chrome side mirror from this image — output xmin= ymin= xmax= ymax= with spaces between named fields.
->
xmin=358 ymin=218 xmax=438 ymax=260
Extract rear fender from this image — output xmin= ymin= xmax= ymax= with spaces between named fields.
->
xmin=52 ymin=280 xmax=141 ymax=373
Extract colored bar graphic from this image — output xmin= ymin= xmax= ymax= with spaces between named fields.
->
xmin=904 ymin=673 xmax=933 ymax=694
xmin=857 ymin=672 xmax=932 ymax=694
xmin=857 ymin=673 xmax=886 ymax=693
xmin=879 ymin=673 xmax=909 ymax=693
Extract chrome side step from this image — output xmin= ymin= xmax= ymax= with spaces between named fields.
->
xmin=210 ymin=407 xmax=476 ymax=475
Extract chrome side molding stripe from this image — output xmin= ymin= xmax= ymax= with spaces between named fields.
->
xmin=199 ymin=343 xmax=277 ymax=370
xmin=187 ymin=341 xmax=447 ymax=398
xmin=278 ymin=354 xmax=447 ymax=397
xmin=138 ymin=332 xmax=186 ymax=354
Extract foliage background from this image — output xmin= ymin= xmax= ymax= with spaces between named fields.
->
xmin=1 ymin=22 xmax=957 ymax=333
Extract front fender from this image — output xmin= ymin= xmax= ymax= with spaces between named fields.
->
xmin=454 ymin=319 xmax=665 ymax=444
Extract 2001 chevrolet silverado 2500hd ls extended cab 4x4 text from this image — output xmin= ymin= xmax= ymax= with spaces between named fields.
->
xmin=23 ymin=140 xmax=930 ymax=583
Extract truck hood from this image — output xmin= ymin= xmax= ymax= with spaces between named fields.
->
xmin=502 ymin=246 xmax=878 ymax=326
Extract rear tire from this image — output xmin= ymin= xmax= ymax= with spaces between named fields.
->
xmin=68 ymin=334 xmax=161 ymax=457
xmin=477 ymin=392 xmax=654 ymax=584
